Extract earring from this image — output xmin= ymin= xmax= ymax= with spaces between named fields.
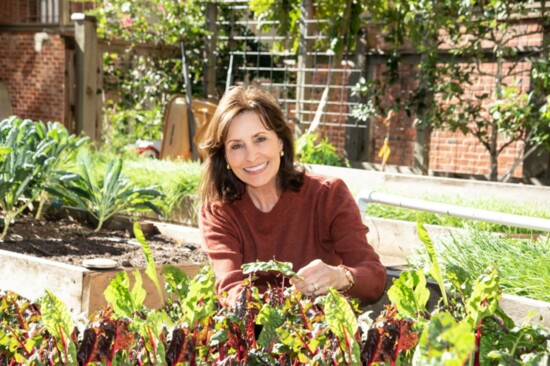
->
xmin=280 ymin=150 xmax=284 ymax=157
xmin=226 ymin=163 xmax=231 ymax=170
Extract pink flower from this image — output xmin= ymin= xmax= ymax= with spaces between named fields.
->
xmin=157 ymin=4 xmax=164 ymax=12
xmin=121 ymin=15 xmax=133 ymax=27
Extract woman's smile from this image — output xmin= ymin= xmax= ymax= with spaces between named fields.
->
xmin=244 ymin=161 xmax=268 ymax=174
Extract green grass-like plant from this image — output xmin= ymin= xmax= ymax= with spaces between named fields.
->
xmin=410 ymin=226 xmax=550 ymax=302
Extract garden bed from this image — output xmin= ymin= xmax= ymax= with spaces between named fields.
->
xmin=0 ymin=209 xmax=207 ymax=316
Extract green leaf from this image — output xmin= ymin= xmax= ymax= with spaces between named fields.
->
xmin=162 ymin=264 xmax=190 ymax=300
xmin=417 ymin=312 xmax=476 ymax=365
xmin=40 ymin=290 xmax=78 ymax=364
xmin=242 ymin=259 xmax=303 ymax=279
xmin=324 ymin=289 xmax=361 ymax=365
xmin=256 ymin=304 xmax=285 ymax=349
xmin=104 ymin=270 xmax=146 ymax=318
xmin=463 ymin=267 xmax=501 ymax=328
xmin=387 ymin=270 xmax=430 ymax=320
xmin=417 ymin=219 xmax=448 ymax=306
xmin=133 ymin=221 xmax=163 ymax=304
xmin=180 ymin=266 xmax=217 ymax=326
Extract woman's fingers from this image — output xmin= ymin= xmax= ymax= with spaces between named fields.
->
xmin=291 ymin=259 xmax=338 ymax=296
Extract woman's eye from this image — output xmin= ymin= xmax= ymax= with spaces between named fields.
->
xmin=256 ymin=136 xmax=267 ymax=143
xmin=231 ymin=144 xmax=243 ymax=150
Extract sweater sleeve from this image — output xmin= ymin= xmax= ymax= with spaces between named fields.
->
xmin=199 ymin=203 xmax=246 ymax=305
xmin=322 ymin=179 xmax=387 ymax=303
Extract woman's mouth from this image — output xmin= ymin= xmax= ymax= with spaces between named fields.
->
xmin=244 ymin=162 xmax=268 ymax=173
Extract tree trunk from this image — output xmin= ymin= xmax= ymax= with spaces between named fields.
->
xmin=415 ymin=124 xmax=432 ymax=175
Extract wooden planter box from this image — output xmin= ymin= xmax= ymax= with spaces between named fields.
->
xmin=0 ymin=219 xmax=205 ymax=316
xmin=0 ymin=250 xmax=202 ymax=315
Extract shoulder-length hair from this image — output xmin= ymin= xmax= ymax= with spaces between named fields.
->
xmin=198 ymin=86 xmax=305 ymax=205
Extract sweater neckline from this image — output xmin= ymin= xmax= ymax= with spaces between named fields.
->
xmin=243 ymin=187 xmax=289 ymax=215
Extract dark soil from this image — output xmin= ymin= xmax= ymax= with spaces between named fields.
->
xmin=0 ymin=212 xmax=208 ymax=269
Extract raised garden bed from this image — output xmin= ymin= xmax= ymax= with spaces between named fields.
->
xmin=0 ymin=249 xmax=202 ymax=316
xmin=0 ymin=207 xmax=207 ymax=316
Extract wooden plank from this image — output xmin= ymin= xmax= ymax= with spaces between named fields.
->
xmin=0 ymin=249 xmax=86 ymax=314
xmin=82 ymin=263 xmax=203 ymax=313
xmin=72 ymin=13 xmax=100 ymax=141
xmin=500 ymin=294 xmax=550 ymax=328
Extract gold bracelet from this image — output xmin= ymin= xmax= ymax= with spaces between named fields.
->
xmin=338 ymin=266 xmax=355 ymax=294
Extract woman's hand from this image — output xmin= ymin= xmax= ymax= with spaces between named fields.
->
xmin=289 ymin=259 xmax=350 ymax=296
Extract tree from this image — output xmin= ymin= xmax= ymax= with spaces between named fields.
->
xmin=354 ymin=0 xmax=550 ymax=181
xmin=442 ymin=0 xmax=550 ymax=181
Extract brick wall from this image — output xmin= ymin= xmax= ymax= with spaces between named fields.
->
xmin=0 ymin=32 xmax=66 ymax=123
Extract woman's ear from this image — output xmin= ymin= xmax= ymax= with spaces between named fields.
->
xmin=279 ymin=139 xmax=284 ymax=151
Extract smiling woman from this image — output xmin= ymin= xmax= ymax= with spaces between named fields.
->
xmin=224 ymin=111 xmax=283 ymax=212
xmin=196 ymin=86 xmax=387 ymax=306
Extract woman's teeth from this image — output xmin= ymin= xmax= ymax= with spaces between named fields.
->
xmin=244 ymin=162 xmax=267 ymax=173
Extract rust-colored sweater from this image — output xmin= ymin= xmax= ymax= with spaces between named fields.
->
xmin=199 ymin=173 xmax=387 ymax=304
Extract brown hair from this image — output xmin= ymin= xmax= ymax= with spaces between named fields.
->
xmin=198 ymin=86 xmax=305 ymax=205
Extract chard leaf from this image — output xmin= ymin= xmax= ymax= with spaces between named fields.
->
xmin=242 ymin=259 xmax=302 ymax=279
xmin=417 ymin=220 xmax=448 ymax=306
xmin=388 ymin=270 xmax=430 ymax=320
xmin=104 ymin=270 xmax=146 ymax=318
xmin=134 ymin=221 xmax=163 ymax=304
xmin=162 ymin=265 xmax=191 ymax=300
xmin=180 ymin=266 xmax=217 ymax=326
xmin=324 ymin=288 xmax=361 ymax=365
xmin=463 ymin=267 xmax=501 ymax=328
xmin=256 ymin=304 xmax=285 ymax=348
xmin=416 ymin=312 xmax=475 ymax=365
xmin=40 ymin=290 xmax=77 ymax=364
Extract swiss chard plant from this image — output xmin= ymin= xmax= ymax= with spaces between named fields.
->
xmin=45 ymin=153 xmax=164 ymax=231
xmin=0 ymin=224 xmax=549 ymax=364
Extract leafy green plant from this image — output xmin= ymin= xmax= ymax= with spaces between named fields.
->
xmin=1 ymin=227 xmax=549 ymax=364
xmin=0 ymin=117 xmax=43 ymax=239
xmin=296 ymin=132 xmax=350 ymax=167
xmin=30 ymin=121 xmax=89 ymax=220
xmin=84 ymin=148 xmax=202 ymax=223
xmin=45 ymin=153 xmax=164 ymax=231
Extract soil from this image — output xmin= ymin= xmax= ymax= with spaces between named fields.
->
xmin=0 ymin=212 xmax=208 ymax=269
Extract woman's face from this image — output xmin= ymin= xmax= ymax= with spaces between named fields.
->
xmin=224 ymin=111 xmax=283 ymax=193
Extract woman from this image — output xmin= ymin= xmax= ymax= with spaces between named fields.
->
xmin=198 ymin=86 xmax=386 ymax=306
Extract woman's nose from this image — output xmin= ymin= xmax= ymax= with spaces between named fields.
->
xmin=245 ymin=145 xmax=258 ymax=161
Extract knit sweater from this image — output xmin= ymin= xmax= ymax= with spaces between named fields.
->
xmin=199 ymin=173 xmax=387 ymax=304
